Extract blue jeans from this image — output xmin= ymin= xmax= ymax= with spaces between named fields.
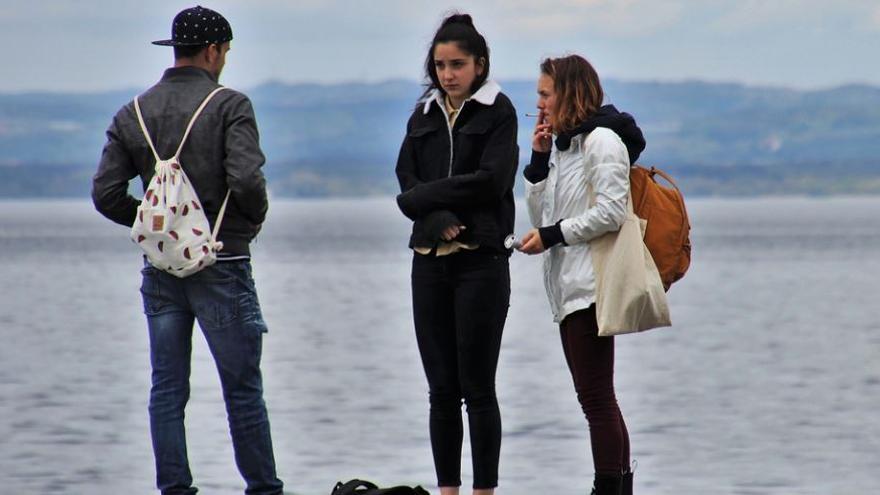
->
xmin=140 ymin=261 xmax=283 ymax=495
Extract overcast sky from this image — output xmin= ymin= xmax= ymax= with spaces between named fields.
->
xmin=2 ymin=0 xmax=878 ymax=93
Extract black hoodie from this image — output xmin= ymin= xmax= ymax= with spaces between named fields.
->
xmin=522 ymin=104 xmax=645 ymax=248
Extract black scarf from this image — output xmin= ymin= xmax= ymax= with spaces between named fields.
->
xmin=554 ymin=104 xmax=646 ymax=165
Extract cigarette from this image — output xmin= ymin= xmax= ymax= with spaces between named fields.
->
xmin=525 ymin=113 xmax=540 ymax=117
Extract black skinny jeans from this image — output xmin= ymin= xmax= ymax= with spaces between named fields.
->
xmin=560 ymin=306 xmax=631 ymax=476
xmin=411 ymin=249 xmax=510 ymax=489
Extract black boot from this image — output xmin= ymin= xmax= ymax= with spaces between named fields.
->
xmin=621 ymin=460 xmax=636 ymax=495
xmin=621 ymin=469 xmax=633 ymax=495
xmin=590 ymin=473 xmax=622 ymax=495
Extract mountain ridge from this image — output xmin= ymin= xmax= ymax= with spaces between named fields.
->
xmin=1 ymin=78 xmax=878 ymax=197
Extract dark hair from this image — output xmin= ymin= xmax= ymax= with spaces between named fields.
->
xmin=422 ymin=13 xmax=490 ymax=99
xmin=173 ymin=44 xmax=208 ymax=60
xmin=540 ymin=55 xmax=604 ymax=133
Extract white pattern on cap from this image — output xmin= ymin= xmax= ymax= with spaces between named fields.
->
xmin=152 ymin=5 xmax=233 ymax=47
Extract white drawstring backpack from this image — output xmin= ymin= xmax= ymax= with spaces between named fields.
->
xmin=130 ymin=87 xmax=231 ymax=278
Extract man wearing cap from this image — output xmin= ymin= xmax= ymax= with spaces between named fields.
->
xmin=92 ymin=6 xmax=284 ymax=495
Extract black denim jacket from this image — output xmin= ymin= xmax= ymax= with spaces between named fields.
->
xmin=395 ymin=87 xmax=518 ymax=253
xmin=92 ymin=66 xmax=267 ymax=256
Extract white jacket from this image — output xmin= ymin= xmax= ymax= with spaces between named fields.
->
xmin=524 ymin=127 xmax=631 ymax=323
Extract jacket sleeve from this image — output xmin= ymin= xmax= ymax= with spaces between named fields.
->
xmin=92 ymin=109 xmax=140 ymax=227
xmin=395 ymin=118 xmax=422 ymax=198
xmin=523 ymin=150 xmax=550 ymax=228
xmin=559 ymin=129 xmax=630 ymax=245
xmin=395 ymin=116 xmax=465 ymax=236
xmin=223 ymin=94 xmax=268 ymax=226
xmin=396 ymin=106 xmax=518 ymax=219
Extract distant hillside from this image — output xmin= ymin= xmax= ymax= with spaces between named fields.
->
xmin=1 ymin=79 xmax=879 ymax=197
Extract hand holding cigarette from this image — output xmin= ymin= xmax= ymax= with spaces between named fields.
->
xmin=531 ymin=110 xmax=552 ymax=153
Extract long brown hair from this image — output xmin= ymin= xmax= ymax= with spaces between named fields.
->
xmin=541 ymin=55 xmax=604 ymax=133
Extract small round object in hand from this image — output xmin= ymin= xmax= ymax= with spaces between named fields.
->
xmin=504 ymin=234 xmax=521 ymax=250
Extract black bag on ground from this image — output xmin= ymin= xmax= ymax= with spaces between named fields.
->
xmin=331 ymin=479 xmax=430 ymax=495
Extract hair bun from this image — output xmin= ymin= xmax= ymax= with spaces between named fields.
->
xmin=441 ymin=13 xmax=474 ymax=28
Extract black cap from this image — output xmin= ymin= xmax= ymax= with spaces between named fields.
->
xmin=152 ymin=6 xmax=232 ymax=46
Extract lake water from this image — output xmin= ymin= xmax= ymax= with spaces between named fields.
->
xmin=1 ymin=197 xmax=878 ymax=494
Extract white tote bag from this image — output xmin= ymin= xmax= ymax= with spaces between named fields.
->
xmin=589 ymin=188 xmax=671 ymax=336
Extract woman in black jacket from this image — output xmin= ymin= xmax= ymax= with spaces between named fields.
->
xmin=395 ymin=13 xmax=518 ymax=495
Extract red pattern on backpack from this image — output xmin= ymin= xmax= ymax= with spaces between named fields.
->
xmin=131 ymin=88 xmax=228 ymax=278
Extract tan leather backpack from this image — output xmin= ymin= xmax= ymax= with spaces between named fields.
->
xmin=630 ymin=165 xmax=691 ymax=290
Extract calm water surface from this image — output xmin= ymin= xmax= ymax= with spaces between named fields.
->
xmin=1 ymin=197 xmax=878 ymax=494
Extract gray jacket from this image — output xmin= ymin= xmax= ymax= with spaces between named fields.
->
xmin=92 ymin=66 xmax=267 ymax=256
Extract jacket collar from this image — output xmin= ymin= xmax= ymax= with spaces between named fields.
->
xmin=160 ymin=66 xmax=219 ymax=83
xmin=422 ymin=80 xmax=501 ymax=115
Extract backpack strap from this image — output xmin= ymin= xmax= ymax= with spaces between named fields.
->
xmin=647 ymin=165 xmax=690 ymax=240
xmin=174 ymin=86 xmax=227 ymax=159
xmin=133 ymin=95 xmax=161 ymax=163
xmin=132 ymin=86 xmax=226 ymax=162
xmin=649 ymin=166 xmax=678 ymax=190
xmin=194 ymin=88 xmax=232 ymax=247
xmin=332 ymin=479 xmax=379 ymax=494
xmin=210 ymin=188 xmax=232 ymax=247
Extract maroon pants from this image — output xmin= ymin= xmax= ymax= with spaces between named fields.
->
xmin=560 ymin=306 xmax=630 ymax=475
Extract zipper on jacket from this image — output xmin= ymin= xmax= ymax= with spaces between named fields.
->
xmin=446 ymin=120 xmax=454 ymax=177
xmin=439 ymin=99 xmax=466 ymax=177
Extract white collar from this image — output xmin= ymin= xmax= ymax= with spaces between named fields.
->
xmin=422 ymin=80 xmax=501 ymax=115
